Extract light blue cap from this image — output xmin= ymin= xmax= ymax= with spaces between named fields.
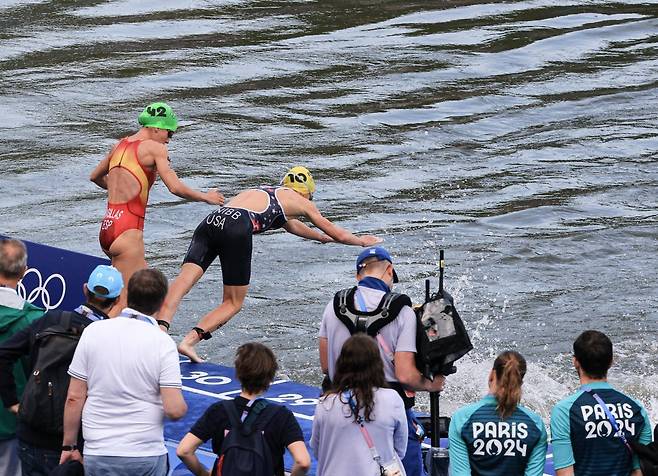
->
xmin=87 ymin=265 xmax=123 ymax=298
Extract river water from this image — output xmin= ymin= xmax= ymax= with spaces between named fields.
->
xmin=1 ymin=0 xmax=657 ymax=422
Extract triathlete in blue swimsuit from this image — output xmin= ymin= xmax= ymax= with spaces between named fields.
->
xmin=160 ymin=166 xmax=383 ymax=362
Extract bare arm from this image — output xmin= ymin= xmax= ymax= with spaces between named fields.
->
xmin=59 ymin=377 xmax=87 ymax=464
xmin=288 ymin=440 xmax=311 ymax=476
xmin=161 ymin=387 xmax=187 ymax=420
xmin=302 ymin=201 xmax=381 ymax=247
xmin=176 ymin=433 xmax=210 ymax=476
xmin=630 ymin=470 xmax=642 ymax=476
xmin=90 ymin=152 xmax=112 ymax=190
xmin=319 ymin=337 xmax=329 ymax=375
xmin=154 ymin=151 xmax=224 ymax=205
xmin=283 ymin=219 xmax=333 ymax=243
xmin=556 ymin=467 xmax=575 ymax=476
xmin=394 ymin=351 xmax=445 ymax=392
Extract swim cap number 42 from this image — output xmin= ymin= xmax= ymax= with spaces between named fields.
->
xmin=138 ymin=102 xmax=178 ymax=132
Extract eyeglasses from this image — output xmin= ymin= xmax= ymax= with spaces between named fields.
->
xmin=167 ymin=130 xmax=174 ymax=139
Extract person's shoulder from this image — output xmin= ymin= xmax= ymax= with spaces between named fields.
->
xmin=22 ymin=301 xmax=46 ymax=322
xmin=453 ymin=399 xmax=486 ymax=420
xmin=607 ymin=386 xmax=648 ymax=411
xmin=378 ymin=387 xmax=404 ymax=402
xmin=551 ymin=389 xmax=582 ymax=417
xmin=264 ymin=402 xmax=296 ymax=425
xmin=35 ymin=309 xmax=72 ymax=328
xmin=138 ymin=139 xmax=167 ymax=159
xmin=267 ymin=401 xmax=291 ymax=416
xmin=275 ymin=186 xmax=298 ymax=198
xmin=78 ymin=317 xmax=112 ymax=335
xmin=518 ymin=404 xmax=546 ymax=428
xmin=151 ymin=327 xmax=178 ymax=347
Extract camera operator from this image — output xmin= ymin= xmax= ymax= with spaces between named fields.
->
xmin=319 ymin=246 xmax=445 ymax=476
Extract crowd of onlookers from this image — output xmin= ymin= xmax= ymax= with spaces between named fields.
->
xmin=0 ymin=237 xmax=654 ymax=476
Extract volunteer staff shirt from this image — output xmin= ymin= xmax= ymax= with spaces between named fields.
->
xmin=449 ymin=394 xmax=547 ymax=476
xmin=550 ymin=382 xmax=652 ymax=476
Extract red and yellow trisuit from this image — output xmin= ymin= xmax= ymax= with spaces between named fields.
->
xmin=99 ymin=139 xmax=156 ymax=253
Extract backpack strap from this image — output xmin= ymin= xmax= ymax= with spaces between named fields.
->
xmin=223 ymin=399 xmax=279 ymax=436
xmin=333 ymin=288 xmax=359 ymax=334
xmin=223 ymin=399 xmax=244 ymax=433
xmin=244 ymin=400 xmax=280 ymax=434
xmin=332 ymin=288 xmax=411 ymax=337
xmin=366 ymin=292 xmax=411 ymax=335
xmin=60 ymin=311 xmax=73 ymax=330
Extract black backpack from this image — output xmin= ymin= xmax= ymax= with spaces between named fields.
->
xmin=630 ymin=424 xmax=658 ymax=476
xmin=213 ymin=399 xmax=279 ymax=476
xmin=18 ymin=312 xmax=87 ymax=434
xmin=414 ymin=252 xmax=473 ymax=379
xmin=333 ymin=287 xmax=412 ymax=337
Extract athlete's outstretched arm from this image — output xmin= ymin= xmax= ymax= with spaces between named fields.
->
xmin=90 ymin=153 xmax=111 ymax=190
xmin=283 ymin=219 xmax=333 ymax=243
xmin=302 ymin=200 xmax=381 ymax=246
xmin=154 ymin=151 xmax=224 ymax=205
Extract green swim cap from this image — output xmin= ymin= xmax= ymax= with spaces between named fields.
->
xmin=138 ymin=102 xmax=178 ymax=132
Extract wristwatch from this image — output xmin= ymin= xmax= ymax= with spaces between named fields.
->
xmin=61 ymin=445 xmax=78 ymax=451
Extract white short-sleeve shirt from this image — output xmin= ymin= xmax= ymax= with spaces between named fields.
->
xmin=319 ymin=285 xmax=417 ymax=382
xmin=68 ymin=308 xmax=182 ymax=457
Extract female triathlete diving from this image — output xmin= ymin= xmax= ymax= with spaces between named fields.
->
xmin=159 ymin=166 xmax=382 ymax=362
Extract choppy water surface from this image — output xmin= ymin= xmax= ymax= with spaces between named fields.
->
xmin=1 ymin=0 xmax=657 ymax=421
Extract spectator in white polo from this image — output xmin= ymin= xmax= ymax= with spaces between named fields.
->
xmin=60 ymin=268 xmax=187 ymax=476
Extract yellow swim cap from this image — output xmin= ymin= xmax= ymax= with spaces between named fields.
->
xmin=281 ymin=166 xmax=316 ymax=197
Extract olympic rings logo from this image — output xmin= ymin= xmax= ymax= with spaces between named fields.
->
xmin=17 ymin=268 xmax=66 ymax=310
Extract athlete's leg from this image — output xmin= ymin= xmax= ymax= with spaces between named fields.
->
xmin=159 ymin=263 xmax=205 ymax=328
xmin=107 ymin=229 xmax=147 ymax=316
xmin=177 ymin=284 xmax=249 ymax=363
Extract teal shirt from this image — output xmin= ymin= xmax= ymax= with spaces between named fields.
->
xmin=551 ymin=382 xmax=652 ymax=476
xmin=449 ymin=394 xmax=548 ymax=476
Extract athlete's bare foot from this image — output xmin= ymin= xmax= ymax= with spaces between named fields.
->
xmin=178 ymin=331 xmax=205 ymax=363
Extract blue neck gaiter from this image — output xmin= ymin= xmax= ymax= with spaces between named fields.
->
xmin=357 ymin=276 xmax=390 ymax=292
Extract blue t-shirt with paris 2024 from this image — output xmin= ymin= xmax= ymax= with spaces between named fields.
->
xmin=550 ymin=382 xmax=652 ymax=476
xmin=449 ymin=394 xmax=548 ymax=476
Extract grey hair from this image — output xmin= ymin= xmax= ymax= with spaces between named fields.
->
xmin=0 ymin=239 xmax=28 ymax=279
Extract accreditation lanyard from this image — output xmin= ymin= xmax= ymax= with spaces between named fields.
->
xmin=74 ymin=305 xmax=105 ymax=323
xmin=584 ymin=387 xmax=633 ymax=454
xmin=118 ymin=309 xmax=155 ymax=326
xmin=345 ymin=391 xmax=383 ymax=468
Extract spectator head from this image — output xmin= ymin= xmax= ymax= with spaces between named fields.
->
xmin=235 ymin=342 xmax=278 ymax=394
xmin=126 ymin=268 xmax=168 ymax=316
xmin=0 ymin=239 xmax=27 ymax=282
xmin=331 ymin=334 xmax=386 ymax=423
xmin=84 ymin=265 xmax=123 ymax=311
xmin=490 ymin=351 xmax=527 ymax=419
xmin=355 ymin=246 xmax=399 ymax=287
xmin=573 ymin=330 xmax=613 ymax=380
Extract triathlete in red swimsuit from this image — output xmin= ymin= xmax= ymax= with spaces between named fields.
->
xmin=91 ymin=102 xmax=224 ymax=312
xmin=99 ymin=138 xmax=156 ymax=252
